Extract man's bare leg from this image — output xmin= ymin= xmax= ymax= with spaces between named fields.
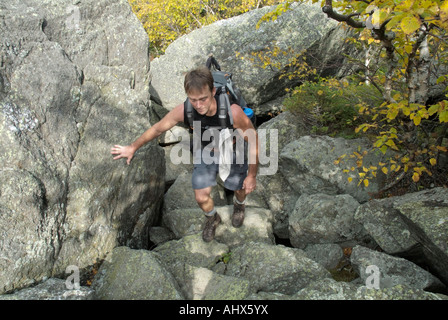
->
xmin=232 ymin=189 xmax=246 ymax=228
xmin=234 ymin=189 xmax=246 ymax=203
xmin=194 ymin=187 xmax=215 ymax=214
xmin=195 ymin=187 xmax=221 ymax=242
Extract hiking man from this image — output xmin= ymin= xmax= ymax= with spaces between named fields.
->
xmin=111 ymin=66 xmax=258 ymax=242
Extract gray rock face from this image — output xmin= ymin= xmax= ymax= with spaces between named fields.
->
xmin=279 ymin=136 xmax=387 ymax=203
xmin=355 ymin=187 xmax=448 ymax=286
xmin=178 ymin=265 xmax=252 ymax=300
xmin=304 ymin=243 xmax=344 ymax=270
xmin=0 ymin=278 xmax=94 ymax=300
xmin=289 ymin=193 xmax=365 ymax=248
xmin=350 ymin=245 xmax=445 ymax=292
xmin=163 ymin=204 xmax=275 ymax=248
xmin=92 ymin=247 xmax=184 ymax=300
xmin=355 ymin=201 xmax=419 ymax=254
xmin=0 ymin=0 xmax=164 ymax=294
xmin=225 ymin=242 xmax=331 ymax=294
xmin=153 ymin=233 xmax=230 ymax=273
xmin=292 ymin=278 xmax=445 ymax=300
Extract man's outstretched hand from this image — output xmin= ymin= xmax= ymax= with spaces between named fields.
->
xmin=111 ymin=145 xmax=135 ymax=165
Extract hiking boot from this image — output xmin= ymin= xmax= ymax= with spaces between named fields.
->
xmin=232 ymin=201 xmax=245 ymax=228
xmin=202 ymin=212 xmax=221 ymax=242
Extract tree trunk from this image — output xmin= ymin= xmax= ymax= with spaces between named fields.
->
xmin=415 ymin=35 xmax=430 ymax=104
xmin=407 ymin=27 xmax=430 ymax=105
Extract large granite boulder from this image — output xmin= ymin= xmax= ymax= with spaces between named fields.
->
xmin=92 ymin=246 xmax=184 ymax=300
xmin=149 ymin=2 xmax=339 ymax=114
xmin=224 ymin=241 xmax=331 ymax=294
xmin=355 ymin=187 xmax=448 ymax=286
xmin=279 ymin=135 xmax=388 ymax=203
xmin=289 ymin=193 xmax=372 ymax=249
xmin=0 ymin=0 xmax=164 ymax=294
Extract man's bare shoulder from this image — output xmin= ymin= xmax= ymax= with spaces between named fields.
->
xmin=166 ymin=103 xmax=185 ymax=123
xmin=230 ymin=104 xmax=253 ymax=130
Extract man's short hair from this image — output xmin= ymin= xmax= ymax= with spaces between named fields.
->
xmin=184 ymin=66 xmax=214 ymax=94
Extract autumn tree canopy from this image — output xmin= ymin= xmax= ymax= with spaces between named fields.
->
xmin=259 ymin=0 xmax=448 ymax=192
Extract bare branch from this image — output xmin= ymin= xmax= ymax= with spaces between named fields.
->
xmin=322 ymin=0 xmax=365 ymax=29
xmin=378 ymin=170 xmax=406 ymax=193
xmin=346 ymin=12 xmax=360 ymax=19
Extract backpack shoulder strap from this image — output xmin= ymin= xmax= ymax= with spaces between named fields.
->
xmin=183 ymin=99 xmax=194 ymax=131
xmin=217 ymin=86 xmax=233 ymax=129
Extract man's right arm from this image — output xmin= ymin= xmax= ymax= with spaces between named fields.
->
xmin=111 ymin=103 xmax=184 ymax=164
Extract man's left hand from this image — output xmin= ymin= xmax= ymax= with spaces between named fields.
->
xmin=242 ymin=175 xmax=256 ymax=195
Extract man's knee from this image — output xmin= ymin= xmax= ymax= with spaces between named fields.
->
xmin=194 ymin=188 xmax=212 ymax=205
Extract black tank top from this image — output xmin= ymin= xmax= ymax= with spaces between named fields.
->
xmin=183 ymin=96 xmax=232 ymax=130
xmin=183 ymin=96 xmax=237 ymax=150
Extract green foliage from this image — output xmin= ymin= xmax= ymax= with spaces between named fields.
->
xmin=219 ymin=252 xmax=232 ymax=264
xmin=128 ymin=0 xmax=282 ymax=56
xmin=255 ymin=0 xmax=292 ymax=29
xmin=284 ymin=78 xmax=383 ymax=138
xmin=236 ymin=43 xmax=315 ymax=81
xmin=348 ymin=92 xmax=448 ymax=188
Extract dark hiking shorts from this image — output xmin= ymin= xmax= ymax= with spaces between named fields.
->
xmin=192 ymin=150 xmax=248 ymax=191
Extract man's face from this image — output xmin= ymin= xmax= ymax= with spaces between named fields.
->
xmin=187 ymin=85 xmax=216 ymax=115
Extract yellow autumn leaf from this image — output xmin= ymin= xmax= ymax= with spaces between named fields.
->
xmin=392 ymin=93 xmax=401 ymax=101
xmin=348 ymin=177 xmax=353 ymax=183
xmin=402 ymin=105 xmax=411 ymax=116
xmin=386 ymin=139 xmax=398 ymax=150
xmin=382 ymin=167 xmax=388 ymax=174
xmin=412 ymin=172 xmax=420 ymax=182
xmin=389 ymin=11 xmax=407 ymax=28
xmin=371 ymin=8 xmax=388 ymax=28
xmin=401 ymin=16 xmax=420 ymax=35
xmin=404 ymin=45 xmax=413 ymax=54
xmin=413 ymin=114 xmax=422 ymax=126
xmin=430 ymin=158 xmax=437 ymax=166
xmin=441 ymin=1 xmax=448 ymax=24
xmin=440 ymin=110 xmax=448 ymax=123
xmin=363 ymin=179 xmax=369 ymax=187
